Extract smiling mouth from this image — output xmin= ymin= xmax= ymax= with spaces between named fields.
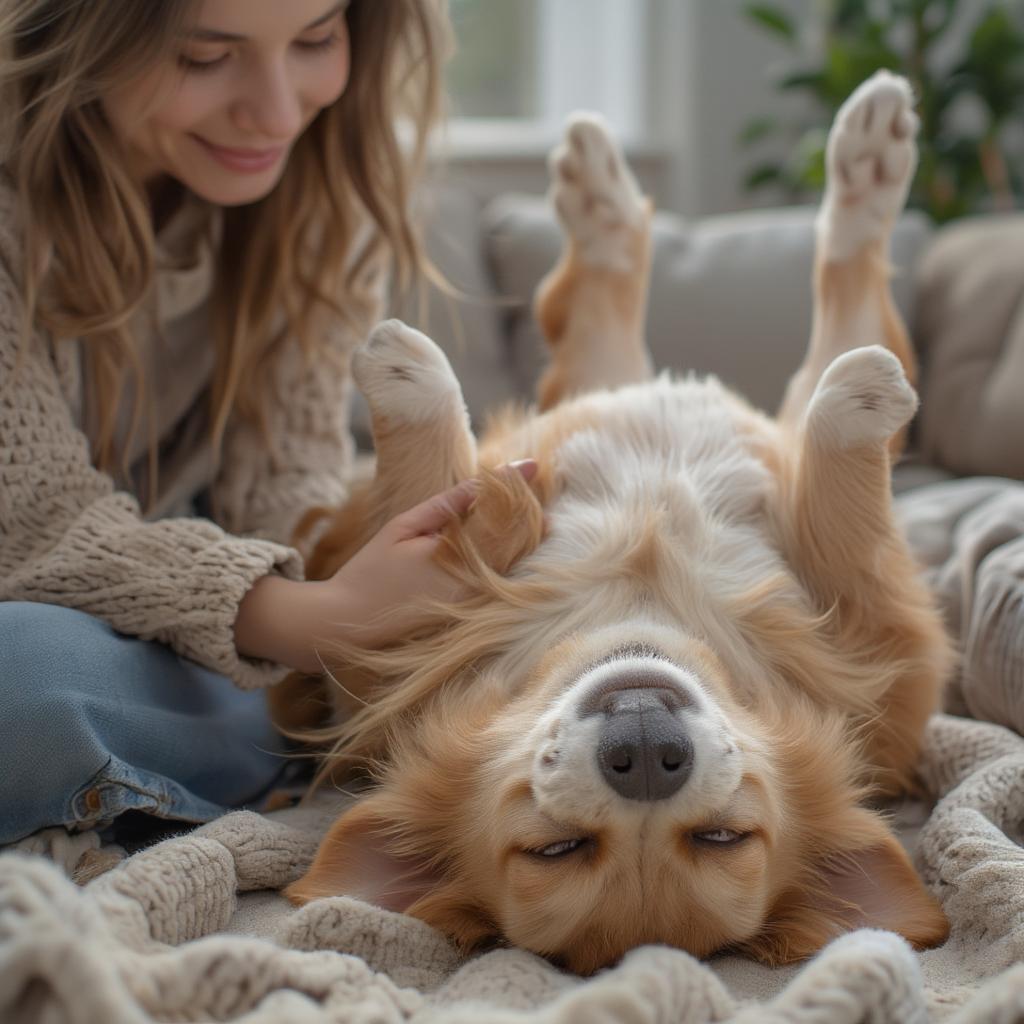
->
xmin=191 ymin=135 xmax=287 ymax=172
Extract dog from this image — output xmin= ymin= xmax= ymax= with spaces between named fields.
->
xmin=279 ymin=71 xmax=952 ymax=974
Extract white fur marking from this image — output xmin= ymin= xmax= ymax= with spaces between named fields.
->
xmin=806 ymin=345 xmax=918 ymax=447
xmin=817 ymin=70 xmax=919 ymax=263
xmin=352 ymin=319 xmax=469 ymax=426
xmin=548 ymin=112 xmax=647 ymax=272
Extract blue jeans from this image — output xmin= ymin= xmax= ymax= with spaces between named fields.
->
xmin=0 ymin=602 xmax=289 ymax=845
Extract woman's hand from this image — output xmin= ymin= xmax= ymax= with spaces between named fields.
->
xmin=234 ymin=460 xmax=537 ymax=672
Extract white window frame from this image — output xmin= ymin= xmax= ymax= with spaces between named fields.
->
xmin=443 ymin=0 xmax=661 ymax=158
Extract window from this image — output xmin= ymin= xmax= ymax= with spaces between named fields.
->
xmin=445 ymin=0 xmax=655 ymax=155
xmin=447 ymin=0 xmax=541 ymax=120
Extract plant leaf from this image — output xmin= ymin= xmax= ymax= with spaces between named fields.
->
xmin=740 ymin=117 xmax=779 ymax=146
xmin=779 ymin=69 xmax=828 ymax=97
xmin=743 ymin=163 xmax=785 ymax=190
xmin=789 ymin=128 xmax=828 ymax=190
xmin=745 ymin=4 xmax=797 ymax=44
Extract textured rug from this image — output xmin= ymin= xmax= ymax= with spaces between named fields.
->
xmin=2 ymin=712 xmax=1023 ymax=1023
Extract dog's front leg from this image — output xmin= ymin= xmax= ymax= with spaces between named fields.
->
xmin=778 ymin=71 xmax=919 ymax=456
xmin=789 ymin=343 xmax=918 ymax=579
xmin=533 ymin=115 xmax=654 ymax=410
xmin=782 ymin=346 xmax=951 ymax=792
xmin=352 ymin=319 xmax=478 ymax=530
xmin=269 ymin=321 xmax=479 ymax=736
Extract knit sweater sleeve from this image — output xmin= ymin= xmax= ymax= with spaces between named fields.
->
xmin=0 ymin=262 xmax=303 ymax=691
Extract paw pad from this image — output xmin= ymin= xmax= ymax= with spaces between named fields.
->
xmin=548 ymin=113 xmax=648 ymax=271
xmin=352 ymin=319 xmax=464 ymax=423
xmin=818 ymin=71 xmax=919 ymax=261
xmin=808 ymin=345 xmax=918 ymax=446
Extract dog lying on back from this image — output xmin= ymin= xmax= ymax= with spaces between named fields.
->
xmin=278 ymin=71 xmax=952 ymax=973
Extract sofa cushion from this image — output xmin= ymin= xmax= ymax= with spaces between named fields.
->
xmin=484 ymin=196 xmax=932 ymax=415
xmin=915 ymin=213 xmax=1024 ymax=481
xmin=898 ymin=477 xmax=1024 ymax=731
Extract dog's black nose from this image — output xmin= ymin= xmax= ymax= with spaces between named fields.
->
xmin=595 ymin=688 xmax=694 ymax=801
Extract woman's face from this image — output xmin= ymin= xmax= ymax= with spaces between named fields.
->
xmin=104 ymin=0 xmax=350 ymax=206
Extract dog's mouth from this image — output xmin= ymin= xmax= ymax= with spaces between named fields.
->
xmin=576 ymin=657 xmax=697 ymax=717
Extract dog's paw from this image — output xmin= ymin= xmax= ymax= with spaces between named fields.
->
xmin=807 ymin=345 xmax=918 ymax=447
xmin=352 ymin=319 xmax=465 ymax=423
xmin=818 ymin=71 xmax=919 ymax=262
xmin=548 ymin=113 xmax=650 ymax=272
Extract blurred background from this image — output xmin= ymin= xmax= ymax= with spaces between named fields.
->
xmin=441 ymin=0 xmax=1024 ymax=221
xmin=374 ymin=0 xmax=1023 ymax=489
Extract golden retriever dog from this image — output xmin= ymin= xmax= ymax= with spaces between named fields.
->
xmin=279 ymin=71 xmax=952 ymax=973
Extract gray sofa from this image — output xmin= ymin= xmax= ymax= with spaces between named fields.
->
xmin=382 ymin=188 xmax=1024 ymax=489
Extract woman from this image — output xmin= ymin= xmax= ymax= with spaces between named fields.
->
xmin=0 ymin=0 xmax=527 ymax=859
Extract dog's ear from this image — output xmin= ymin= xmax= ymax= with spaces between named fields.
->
xmin=285 ymin=797 xmax=500 ymax=952
xmin=445 ymin=466 xmax=545 ymax=575
xmin=284 ymin=799 xmax=440 ymax=914
xmin=741 ymin=811 xmax=949 ymax=964
xmin=405 ymin=883 xmax=500 ymax=952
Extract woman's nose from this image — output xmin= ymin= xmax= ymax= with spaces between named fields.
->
xmin=233 ymin=61 xmax=304 ymax=140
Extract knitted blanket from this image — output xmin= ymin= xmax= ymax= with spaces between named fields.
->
xmin=2 ymin=478 xmax=1023 ymax=1023
xmin=0 ymin=714 xmax=1021 ymax=1023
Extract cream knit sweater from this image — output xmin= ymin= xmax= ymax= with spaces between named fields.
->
xmin=0 ymin=180 xmax=374 ymax=689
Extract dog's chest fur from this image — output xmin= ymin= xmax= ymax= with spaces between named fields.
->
xmin=540 ymin=375 xmax=781 ymax=573
xmin=489 ymin=375 xmax=804 ymax=697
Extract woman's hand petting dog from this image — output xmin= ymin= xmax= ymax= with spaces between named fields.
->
xmin=234 ymin=459 xmax=538 ymax=672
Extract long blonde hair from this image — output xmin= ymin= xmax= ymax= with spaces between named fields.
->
xmin=0 ymin=0 xmax=450 ymax=485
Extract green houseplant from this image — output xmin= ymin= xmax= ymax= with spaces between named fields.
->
xmin=741 ymin=0 xmax=1024 ymax=221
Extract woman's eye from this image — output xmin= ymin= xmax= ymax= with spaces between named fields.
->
xmin=179 ymin=52 xmax=229 ymax=73
xmin=533 ymin=837 xmax=588 ymax=858
xmin=296 ymin=30 xmax=341 ymax=52
xmin=693 ymin=828 xmax=747 ymax=846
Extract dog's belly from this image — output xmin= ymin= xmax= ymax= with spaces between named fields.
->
xmin=490 ymin=375 xmax=799 ymax=692
xmin=540 ymin=374 xmax=779 ymax=551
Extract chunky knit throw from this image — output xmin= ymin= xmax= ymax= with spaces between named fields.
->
xmin=1 ymin=712 xmax=1022 ymax=1023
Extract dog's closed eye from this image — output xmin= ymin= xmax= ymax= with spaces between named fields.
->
xmin=691 ymin=828 xmax=749 ymax=846
xmin=529 ymin=837 xmax=595 ymax=859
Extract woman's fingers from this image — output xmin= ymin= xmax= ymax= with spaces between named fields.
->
xmin=388 ymin=480 xmax=480 ymax=540
xmin=388 ymin=459 xmax=538 ymax=541
xmin=507 ymin=458 xmax=539 ymax=483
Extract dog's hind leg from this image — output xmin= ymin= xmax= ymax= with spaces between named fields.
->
xmin=771 ymin=75 xmax=947 ymax=793
xmin=778 ymin=71 xmax=919 ymax=457
xmin=351 ymin=319 xmax=477 ymax=532
xmin=781 ymin=345 xmax=953 ymax=793
xmin=533 ymin=115 xmax=654 ymax=411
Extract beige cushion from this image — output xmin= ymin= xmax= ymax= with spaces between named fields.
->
xmin=898 ymin=477 xmax=1024 ymax=731
xmin=915 ymin=214 xmax=1024 ymax=480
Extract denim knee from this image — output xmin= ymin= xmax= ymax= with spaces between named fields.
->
xmin=0 ymin=602 xmax=287 ymax=844
xmin=0 ymin=602 xmax=118 ymax=770
xmin=0 ymin=603 xmax=116 ymax=839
